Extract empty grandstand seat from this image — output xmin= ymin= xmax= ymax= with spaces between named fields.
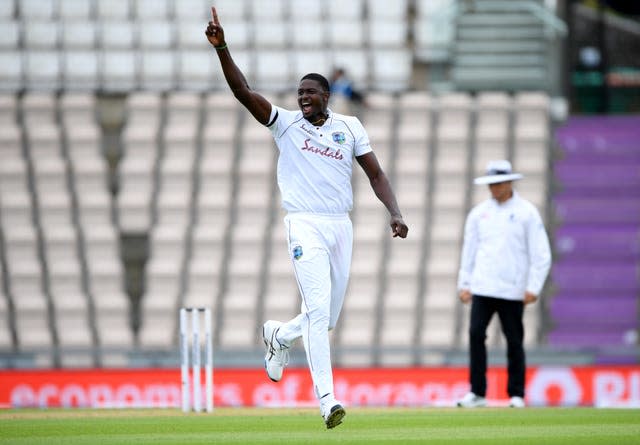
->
xmin=178 ymin=50 xmax=219 ymax=91
xmin=24 ymin=50 xmax=61 ymax=90
xmin=175 ymin=0 xmax=208 ymax=21
xmin=60 ymin=22 xmax=98 ymax=50
xmin=292 ymin=50 xmax=331 ymax=84
xmin=63 ymin=51 xmax=100 ymax=91
xmin=184 ymin=223 xmax=225 ymax=310
xmin=145 ymin=253 xmax=184 ymax=313
xmin=100 ymin=21 xmax=137 ymax=50
xmin=327 ymin=0 xmax=363 ymax=19
xmin=176 ymin=20 xmax=210 ymax=49
xmin=20 ymin=0 xmax=56 ymax=20
xmin=139 ymin=21 xmax=175 ymax=50
xmin=0 ymin=0 xmax=15 ymax=19
xmin=420 ymin=307 xmax=456 ymax=348
xmin=328 ymin=20 xmax=365 ymax=49
xmin=338 ymin=305 xmax=376 ymax=366
xmin=0 ymin=98 xmax=20 ymax=132
xmin=371 ymin=49 xmax=412 ymax=92
xmin=22 ymin=91 xmax=56 ymax=121
xmin=139 ymin=50 xmax=176 ymax=91
xmin=253 ymin=21 xmax=288 ymax=49
xmin=289 ymin=0 xmax=324 ymax=19
xmin=0 ymin=20 xmax=20 ymax=49
xmin=57 ymin=308 xmax=94 ymax=367
xmin=249 ymin=0 xmax=286 ymax=20
xmin=96 ymin=0 xmax=131 ymax=20
xmin=0 ymin=51 xmax=23 ymax=92
xmin=367 ymin=19 xmax=408 ymax=49
xmin=367 ymin=0 xmax=408 ymax=19
xmin=290 ymin=22 xmax=327 ymax=49
xmin=214 ymin=0 xmax=248 ymax=19
xmin=23 ymin=20 xmax=59 ymax=50
xmin=133 ymin=0 xmax=171 ymax=20
xmin=101 ymin=50 xmax=139 ymax=91
xmin=254 ymin=50 xmax=291 ymax=92
xmin=222 ymin=20 xmax=251 ymax=49
xmin=58 ymin=0 xmax=93 ymax=20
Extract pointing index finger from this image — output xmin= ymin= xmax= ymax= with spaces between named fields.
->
xmin=211 ymin=7 xmax=220 ymax=25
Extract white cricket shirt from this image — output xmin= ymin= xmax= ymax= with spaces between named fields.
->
xmin=266 ymin=106 xmax=372 ymax=214
xmin=457 ymin=191 xmax=552 ymax=301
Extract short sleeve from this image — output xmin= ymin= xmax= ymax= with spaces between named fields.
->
xmin=266 ymin=105 xmax=298 ymax=138
xmin=352 ymin=117 xmax=372 ymax=157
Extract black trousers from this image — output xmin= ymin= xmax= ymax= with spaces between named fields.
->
xmin=468 ymin=295 xmax=525 ymax=398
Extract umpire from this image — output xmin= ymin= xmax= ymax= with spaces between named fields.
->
xmin=456 ymin=160 xmax=552 ymax=408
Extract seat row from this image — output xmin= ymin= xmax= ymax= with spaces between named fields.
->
xmin=2 ymin=0 xmax=412 ymax=21
xmin=0 ymin=48 xmax=415 ymax=93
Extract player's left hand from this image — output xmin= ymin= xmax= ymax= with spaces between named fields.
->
xmin=390 ymin=215 xmax=408 ymax=238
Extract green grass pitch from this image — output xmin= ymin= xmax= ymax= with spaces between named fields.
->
xmin=1 ymin=407 xmax=639 ymax=444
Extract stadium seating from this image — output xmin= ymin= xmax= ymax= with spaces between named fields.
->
xmin=0 ymin=0 xmax=569 ymax=368
xmin=550 ymin=116 xmax=640 ymax=355
xmin=0 ymin=0 xmax=437 ymax=93
xmin=0 ymin=85 xmax=556 ymax=366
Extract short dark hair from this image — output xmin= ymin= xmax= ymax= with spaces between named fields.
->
xmin=300 ymin=73 xmax=330 ymax=92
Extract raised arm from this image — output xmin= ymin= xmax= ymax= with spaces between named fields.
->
xmin=356 ymin=152 xmax=408 ymax=238
xmin=205 ymin=6 xmax=271 ymax=125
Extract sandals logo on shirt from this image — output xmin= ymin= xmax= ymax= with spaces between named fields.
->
xmin=300 ymin=139 xmax=344 ymax=160
xmin=292 ymin=245 xmax=303 ymax=260
xmin=332 ymin=131 xmax=346 ymax=144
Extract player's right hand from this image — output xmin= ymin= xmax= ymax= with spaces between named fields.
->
xmin=205 ymin=6 xmax=226 ymax=48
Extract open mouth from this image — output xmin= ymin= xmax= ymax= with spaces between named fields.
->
xmin=301 ymin=103 xmax=312 ymax=114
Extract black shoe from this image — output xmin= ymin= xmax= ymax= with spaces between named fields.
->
xmin=324 ymin=404 xmax=346 ymax=429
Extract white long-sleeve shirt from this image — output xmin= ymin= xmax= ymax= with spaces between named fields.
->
xmin=457 ymin=191 xmax=552 ymax=301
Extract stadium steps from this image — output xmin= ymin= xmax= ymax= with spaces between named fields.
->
xmin=451 ymin=0 xmax=561 ymax=91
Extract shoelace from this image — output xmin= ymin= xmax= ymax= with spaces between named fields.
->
xmin=278 ymin=348 xmax=290 ymax=366
xmin=266 ymin=330 xmax=290 ymax=366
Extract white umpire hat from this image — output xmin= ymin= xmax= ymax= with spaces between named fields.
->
xmin=474 ymin=160 xmax=524 ymax=185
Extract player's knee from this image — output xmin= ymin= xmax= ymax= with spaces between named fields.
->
xmin=469 ymin=325 xmax=487 ymax=342
xmin=307 ymin=307 xmax=330 ymax=328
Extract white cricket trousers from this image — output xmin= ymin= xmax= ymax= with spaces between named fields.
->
xmin=276 ymin=212 xmax=353 ymax=401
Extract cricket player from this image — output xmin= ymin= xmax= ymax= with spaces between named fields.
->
xmin=206 ymin=6 xmax=409 ymax=428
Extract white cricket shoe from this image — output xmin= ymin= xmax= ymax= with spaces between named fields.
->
xmin=509 ymin=396 xmax=526 ymax=408
xmin=321 ymin=398 xmax=346 ymax=429
xmin=262 ymin=320 xmax=289 ymax=382
xmin=456 ymin=392 xmax=487 ymax=408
